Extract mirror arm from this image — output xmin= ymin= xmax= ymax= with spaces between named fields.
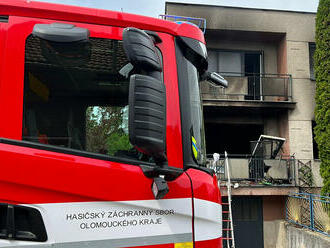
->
xmin=140 ymin=164 xmax=183 ymax=181
xmin=202 ymin=71 xmax=228 ymax=88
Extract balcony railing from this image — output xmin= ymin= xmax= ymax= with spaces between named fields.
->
xmin=201 ymin=72 xmax=292 ymax=102
xmin=207 ymin=154 xmax=296 ymax=186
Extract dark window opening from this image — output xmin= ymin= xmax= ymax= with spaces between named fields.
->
xmin=309 ymin=43 xmax=316 ymax=81
xmin=23 ymin=35 xmax=160 ymax=162
xmin=245 ymin=53 xmax=261 ymax=100
xmin=205 ymin=123 xmax=263 ymax=155
xmin=0 ymin=204 xmax=47 ymax=242
xmin=312 ymin=120 xmax=319 ymax=159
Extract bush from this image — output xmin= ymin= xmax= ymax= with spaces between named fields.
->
xmin=314 ymin=0 xmax=330 ymax=195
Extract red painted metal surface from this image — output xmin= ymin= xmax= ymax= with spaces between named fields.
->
xmin=0 ymin=2 xmax=221 ymax=247
xmin=0 ymin=16 xmax=184 ymax=168
xmin=187 ymin=169 xmax=222 ymax=248
xmin=195 ymin=237 xmax=222 ymax=248
xmin=157 ymin=33 xmax=184 ymax=167
xmin=0 ymin=142 xmax=192 ymax=204
xmin=0 ymin=0 xmax=205 ymax=43
xmin=186 ymin=169 xmax=221 ymax=204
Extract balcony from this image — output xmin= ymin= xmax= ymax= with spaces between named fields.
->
xmin=201 ymin=73 xmax=294 ymax=109
xmin=207 ymin=154 xmax=296 ymax=186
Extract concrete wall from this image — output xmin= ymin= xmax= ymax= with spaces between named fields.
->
xmin=262 ymin=221 xmax=330 ymax=248
xmin=166 ymin=4 xmax=315 ymax=41
xmin=275 ymin=222 xmax=330 ymax=248
xmin=265 ymin=220 xmax=284 ymax=248
xmin=263 ymin=196 xmax=286 ymax=248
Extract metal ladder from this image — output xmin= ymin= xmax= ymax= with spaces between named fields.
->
xmin=221 ymin=151 xmax=236 ymax=248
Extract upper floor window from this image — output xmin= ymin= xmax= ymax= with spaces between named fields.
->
xmin=208 ymin=50 xmax=263 ymax=100
xmin=309 ymin=43 xmax=316 ymax=81
xmin=23 ymin=35 xmax=154 ymax=162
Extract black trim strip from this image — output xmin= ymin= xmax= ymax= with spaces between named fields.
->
xmin=0 ymin=16 xmax=9 ymax=23
xmin=0 ymin=138 xmax=154 ymax=167
xmin=140 ymin=164 xmax=183 ymax=181
xmin=185 ymin=171 xmax=196 ymax=246
xmin=185 ymin=165 xmax=215 ymax=177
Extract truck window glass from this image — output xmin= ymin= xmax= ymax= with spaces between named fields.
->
xmin=175 ymin=39 xmax=207 ymax=167
xmin=23 ymin=35 xmax=150 ymax=162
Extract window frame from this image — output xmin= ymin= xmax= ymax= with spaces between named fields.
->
xmin=0 ymin=203 xmax=47 ymax=242
xmin=21 ymin=23 xmax=166 ymax=167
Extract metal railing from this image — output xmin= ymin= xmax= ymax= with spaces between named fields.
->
xmin=286 ymin=192 xmax=330 ymax=236
xmin=201 ymin=72 xmax=292 ymax=102
xmin=207 ymin=154 xmax=296 ymax=185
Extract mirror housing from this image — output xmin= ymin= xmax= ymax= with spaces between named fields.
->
xmin=202 ymin=71 xmax=228 ymax=88
xmin=33 ymin=23 xmax=91 ymax=67
xmin=177 ymin=36 xmax=208 ymax=74
xmin=128 ymin=74 xmax=166 ymax=163
xmin=122 ymin=27 xmax=162 ymax=72
xmin=33 ymin=23 xmax=89 ymax=42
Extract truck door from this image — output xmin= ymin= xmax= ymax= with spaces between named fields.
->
xmin=0 ymin=16 xmax=193 ymax=247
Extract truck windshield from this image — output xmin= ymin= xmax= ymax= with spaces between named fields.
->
xmin=175 ymin=39 xmax=207 ymax=167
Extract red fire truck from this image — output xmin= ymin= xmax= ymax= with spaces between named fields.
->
xmin=0 ymin=0 xmax=227 ymax=247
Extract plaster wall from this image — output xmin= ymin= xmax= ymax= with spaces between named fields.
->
xmin=166 ymin=4 xmax=315 ymax=41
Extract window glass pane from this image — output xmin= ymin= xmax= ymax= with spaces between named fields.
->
xmin=309 ymin=43 xmax=315 ymax=80
xmin=86 ymin=106 xmax=131 ymax=155
xmin=23 ymin=35 xmax=150 ymax=161
xmin=208 ymin=50 xmax=218 ymax=72
xmin=219 ymin=52 xmax=242 ymax=75
xmin=186 ymin=59 xmax=206 ymax=165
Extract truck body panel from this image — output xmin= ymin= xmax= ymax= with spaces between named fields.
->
xmin=0 ymin=1 xmax=222 ymax=247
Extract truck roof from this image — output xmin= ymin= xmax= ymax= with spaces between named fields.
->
xmin=0 ymin=0 xmax=205 ymax=43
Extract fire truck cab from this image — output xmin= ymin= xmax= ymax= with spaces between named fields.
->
xmin=0 ymin=0 xmax=224 ymax=247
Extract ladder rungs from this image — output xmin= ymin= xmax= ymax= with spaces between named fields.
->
xmin=222 ymin=203 xmax=230 ymax=205
xmin=222 ymin=237 xmax=233 ymax=240
xmin=222 ymin=211 xmax=230 ymax=213
xmin=223 ymin=220 xmax=231 ymax=222
xmin=223 ymin=228 xmax=232 ymax=231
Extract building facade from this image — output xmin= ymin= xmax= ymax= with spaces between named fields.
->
xmin=166 ymin=3 xmax=322 ymax=248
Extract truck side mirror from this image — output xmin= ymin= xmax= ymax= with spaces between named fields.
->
xmin=202 ymin=71 xmax=228 ymax=88
xmin=128 ymin=74 xmax=166 ymax=163
xmin=122 ymin=27 xmax=162 ymax=72
xmin=123 ymin=27 xmax=166 ymax=164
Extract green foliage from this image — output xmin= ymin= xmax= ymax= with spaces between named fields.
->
xmin=314 ymin=0 xmax=330 ymax=195
xmin=107 ymin=131 xmax=132 ymax=156
xmin=86 ymin=106 xmax=131 ymax=156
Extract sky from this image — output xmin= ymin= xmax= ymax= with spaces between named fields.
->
xmin=36 ymin=0 xmax=319 ymax=17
